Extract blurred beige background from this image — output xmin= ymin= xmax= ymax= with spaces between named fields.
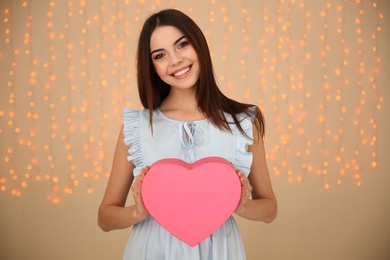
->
xmin=0 ymin=0 xmax=389 ymax=259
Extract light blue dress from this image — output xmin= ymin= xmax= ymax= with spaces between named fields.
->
xmin=122 ymin=108 xmax=254 ymax=260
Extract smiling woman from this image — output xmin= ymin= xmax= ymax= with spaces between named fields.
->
xmin=98 ymin=8 xmax=277 ymax=260
xmin=150 ymin=27 xmax=200 ymax=91
xmin=0 ymin=1 xmax=388 ymax=260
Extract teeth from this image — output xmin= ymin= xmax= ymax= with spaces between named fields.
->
xmin=173 ymin=67 xmax=189 ymax=76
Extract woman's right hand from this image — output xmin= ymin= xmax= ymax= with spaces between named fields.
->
xmin=131 ymin=166 xmax=150 ymax=221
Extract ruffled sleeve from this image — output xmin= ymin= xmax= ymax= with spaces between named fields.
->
xmin=234 ymin=111 xmax=255 ymax=177
xmin=123 ymin=108 xmax=143 ymax=176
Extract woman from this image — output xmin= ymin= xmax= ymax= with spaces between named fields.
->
xmin=98 ymin=9 xmax=277 ymax=260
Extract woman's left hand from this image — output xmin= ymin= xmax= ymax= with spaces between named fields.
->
xmin=234 ymin=170 xmax=252 ymax=215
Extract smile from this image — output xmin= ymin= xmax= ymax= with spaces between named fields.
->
xmin=172 ymin=66 xmax=191 ymax=77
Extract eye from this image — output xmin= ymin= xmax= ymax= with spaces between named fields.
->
xmin=153 ymin=53 xmax=164 ymax=60
xmin=178 ymin=41 xmax=189 ymax=49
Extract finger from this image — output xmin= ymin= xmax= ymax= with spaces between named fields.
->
xmin=131 ymin=179 xmax=138 ymax=194
xmin=133 ymin=166 xmax=150 ymax=197
xmin=236 ymin=170 xmax=245 ymax=184
xmin=136 ymin=167 xmax=150 ymax=186
xmin=244 ymin=180 xmax=252 ymax=193
xmin=236 ymin=171 xmax=248 ymax=186
xmin=142 ymin=166 xmax=150 ymax=174
xmin=238 ymin=174 xmax=252 ymax=195
xmin=139 ymin=166 xmax=150 ymax=181
xmin=131 ymin=175 xmax=141 ymax=193
xmin=243 ymin=177 xmax=252 ymax=191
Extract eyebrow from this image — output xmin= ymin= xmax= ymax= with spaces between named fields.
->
xmin=150 ymin=35 xmax=187 ymax=55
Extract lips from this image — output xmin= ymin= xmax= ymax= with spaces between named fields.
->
xmin=172 ymin=65 xmax=191 ymax=77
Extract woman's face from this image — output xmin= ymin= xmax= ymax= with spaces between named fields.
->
xmin=150 ymin=25 xmax=200 ymax=90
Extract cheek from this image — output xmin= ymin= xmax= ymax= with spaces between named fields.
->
xmin=153 ymin=63 xmax=167 ymax=77
xmin=189 ymin=48 xmax=199 ymax=61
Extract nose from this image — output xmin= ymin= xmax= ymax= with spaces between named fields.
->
xmin=170 ymin=52 xmax=183 ymax=66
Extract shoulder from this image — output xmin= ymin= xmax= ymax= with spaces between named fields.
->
xmin=227 ymin=105 xmax=258 ymax=126
xmin=123 ymin=107 xmax=148 ymax=116
xmin=241 ymin=105 xmax=259 ymax=121
xmin=123 ymin=107 xmax=154 ymax=122
xmin=123 ymin=108 xmax=150 ymax=140
xmin=238 ymin=105 xmax=264 ymax=138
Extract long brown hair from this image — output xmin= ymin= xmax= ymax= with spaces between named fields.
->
xmin=137 ymin=9 xmax=265 ymax=138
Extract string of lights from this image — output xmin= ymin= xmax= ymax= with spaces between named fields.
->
xmin=0 ymin=0 xmax=384 ymax=202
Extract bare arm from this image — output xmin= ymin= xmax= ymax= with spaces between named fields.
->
xmin=98 ymin=126 xmax=149 ymax=232
xmin=234 ymin=125 xmax=277 ymax=223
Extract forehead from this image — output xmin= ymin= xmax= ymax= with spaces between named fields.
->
xmin=150 ymin=26 xmax=184 ymax=50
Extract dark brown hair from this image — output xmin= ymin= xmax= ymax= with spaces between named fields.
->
xmin=137 ymin=9 xmax=265 ymax=138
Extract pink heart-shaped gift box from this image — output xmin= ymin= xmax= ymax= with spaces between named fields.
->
xmin=141 ymin=156 xmax=241 ymax=247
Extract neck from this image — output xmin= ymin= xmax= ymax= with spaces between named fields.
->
xmin=161 ymin=88 xmax=197 ymax=111
xmin=159 ymin=88 xmax=205 ymax=121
